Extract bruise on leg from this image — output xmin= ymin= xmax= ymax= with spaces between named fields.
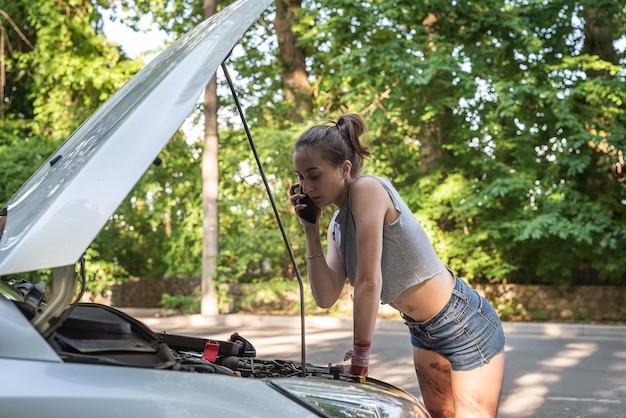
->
xmin=414 ymin=352 xmax=454 ymax=418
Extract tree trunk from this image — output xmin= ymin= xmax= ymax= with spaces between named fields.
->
xmin=274 ymin=0 xmax=312 ymax=123
xmin=583 ymin=8 xmax=617 ymax=70
xmin=201 ymin=0 xmax=219 ymax=315
xmin=417 ymin=13 xmax=448 ymax=174
xmin=582 ymin=7 xmax=623 ymax=183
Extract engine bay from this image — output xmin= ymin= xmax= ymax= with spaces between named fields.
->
xmin=6 ymin=267 xmax=349 ymax=382
xmin=45 ymin=303 xmax=349 ymax=381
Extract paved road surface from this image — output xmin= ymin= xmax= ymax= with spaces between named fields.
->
xmin=137 ymin=313 xmax=626 ymax=418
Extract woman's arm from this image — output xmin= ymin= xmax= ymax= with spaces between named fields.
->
xmin=349 ymin=178 xmax=389 ymax=362
xmin=303 ymin=221 xmax=347 ymax=309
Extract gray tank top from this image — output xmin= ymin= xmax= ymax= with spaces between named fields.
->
xmin=331 ymin=176 xmax=444 ymax=304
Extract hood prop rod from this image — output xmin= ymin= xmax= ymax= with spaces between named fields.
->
xmin=221 ymin=62 xmax=307 ymax=377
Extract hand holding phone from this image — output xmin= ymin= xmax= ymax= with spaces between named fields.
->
xmin=292 ymin=185 xmax=318 ymax=224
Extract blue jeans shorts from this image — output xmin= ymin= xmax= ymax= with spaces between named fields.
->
xmin=402 ymin=273 xmax=505 ymax=371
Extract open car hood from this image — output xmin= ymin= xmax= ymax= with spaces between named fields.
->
xmin=0 ymin=0 xmax=272 ymax=276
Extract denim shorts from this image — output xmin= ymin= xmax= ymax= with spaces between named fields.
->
xmin=402 ymin=273 xmax=505 ymax=371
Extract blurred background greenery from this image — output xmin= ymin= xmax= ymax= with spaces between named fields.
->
xmin=1 ymin=0 xmax=624 ymax=309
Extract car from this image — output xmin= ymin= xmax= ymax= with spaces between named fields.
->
xmin=0 ymin=0 xmax=430 ymax=416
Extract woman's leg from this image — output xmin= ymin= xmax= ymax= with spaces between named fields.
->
xmin=413 ymin=346 xmax=455 ymax=418
xmin=450 ymin=351 xmax=505 ymax=418
xmin=414 ymin=348 xmax=505 ymax=418
xmin=408 ymin=272 xmax=505 ymax=417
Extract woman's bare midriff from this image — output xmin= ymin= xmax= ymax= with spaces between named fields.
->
xmin=389 ymin=268 xmax=455 ymax=322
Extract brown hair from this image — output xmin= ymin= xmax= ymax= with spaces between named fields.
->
xmin=294 ymin=114 xmax=371 ymax=176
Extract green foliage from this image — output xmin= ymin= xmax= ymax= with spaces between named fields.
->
xmin=2 ymin=0 xmax=625 ymax=303
xmin=216 ymin=125 xmax=324 ymax=285
xmin=2 ymin=0 xmax=141 ymax=141
xmin=292 ymin=0 xmax=626 ymax=285
xmin=82 ymin=247 xmax=130 ymax=298
xmin=221 ymin=278 xmax=327 ymax=316
xmin=529 ymin=310 xmax=550 ymax=321
xmin=160 ymin=292 xmax=200 ymax=315
xmin=237 ymin=278 xmax=299 ymax=312
xmin=498 ymin=298 xmax=528 ymax=321
xmin=572 ymin=310 xmax=596 ymax=323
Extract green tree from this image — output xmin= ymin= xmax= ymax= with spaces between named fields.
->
xmin=437 ymin=0 xmax=626 ymax=284
xmin=115 ymin=0 xmax=625 ymax=287
xmin=6 ymin=0 xmax=621 ymax=298
xmin=285 ymin=0 xmax=626 ymax=285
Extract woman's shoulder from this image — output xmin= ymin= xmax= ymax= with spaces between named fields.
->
xmin=351 ymin=175 xmax=395 ymax=196
xmin=352 ymin=175 xmax=407 ymax=215
xmin=350 ymin=176 xmax=396 ymax=211
xmin=352 ymin=175 xmax=387 ymax=189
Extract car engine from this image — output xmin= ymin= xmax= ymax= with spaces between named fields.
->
xmin=44 ymin=302 xmax=347 ymax=381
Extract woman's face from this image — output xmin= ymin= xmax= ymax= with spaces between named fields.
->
xmin=293 ymin=147 xmax=350 ymax=208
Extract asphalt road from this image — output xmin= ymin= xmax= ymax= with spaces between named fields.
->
xmin=138 ymin=313 xmax=626 ymax=418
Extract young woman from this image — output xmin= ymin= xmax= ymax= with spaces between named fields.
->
xmin=290 ymin=114 xmax=505 ymax=418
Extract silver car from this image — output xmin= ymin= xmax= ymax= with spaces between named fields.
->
xmin=0 ymin=0 xmax=429 ymax=416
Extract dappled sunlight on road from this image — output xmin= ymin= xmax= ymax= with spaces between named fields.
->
xmin=499 ymin=338 xmax=623 ymax=417
xmin=499 ymin=372 xmax=559 ymax=415
xmin=539 ymin=342 xmax=597 ymax=368
xmin=612 ymin=350 xmax=626 ymax=372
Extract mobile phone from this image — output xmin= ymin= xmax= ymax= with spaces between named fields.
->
xmin=296 ymin=187 xmax=318 ymax=224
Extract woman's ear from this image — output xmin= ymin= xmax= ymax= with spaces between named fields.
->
xmin=342 ymin=160 xmax=352 ymax=177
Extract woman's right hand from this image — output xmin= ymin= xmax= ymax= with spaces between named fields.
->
xmin=289 ymin=183 xmax=319 ymax=224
